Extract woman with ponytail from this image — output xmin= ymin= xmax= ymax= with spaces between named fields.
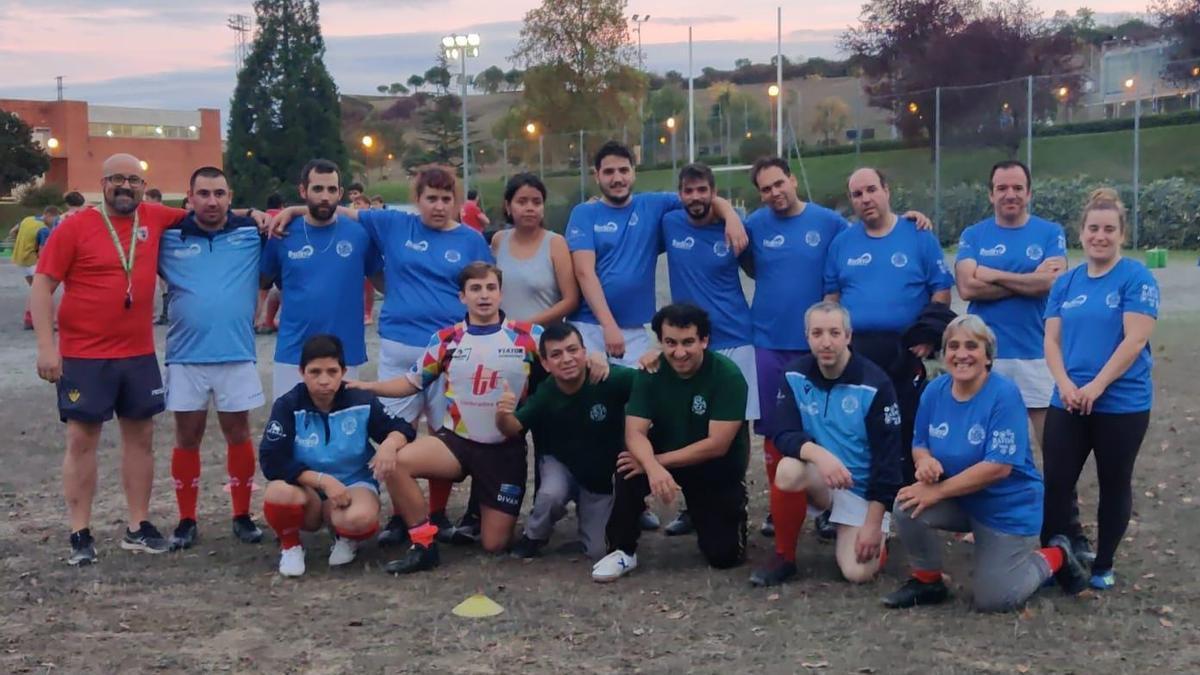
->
xmin=1040 ymin=188 xmax=1159 ymax=590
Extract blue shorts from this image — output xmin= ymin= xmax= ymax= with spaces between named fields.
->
xmin=56 ymin=354 xmax=166 ymax=423
xmin=753 ymin=347 xmax=808 ymax=436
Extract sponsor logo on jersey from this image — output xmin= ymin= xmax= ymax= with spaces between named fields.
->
xmin=451 ymin=346 xmax=472 ymax=360
xmin=841 ymin=396 xmax=860 ymax=414
xmin=340 ymin=416 xmax=358 ymax=436
xmin=444 ymin=249 xmax=462 ymax=263
xmin=1057 ymin=234 xmax=1067 ymax=250
xmin=1105 ymin=291 xmax=1121 ymax=309
xmin=174 ymin=243 xmax=203 ymax=258
xmin=992 ymin=428 xmax=1017 ymax=455
xmin=763 ymin=234 xmax=786 ymax=249
xmin=497 ymin=482 xmax=523 ymax=506
xmin=336 ymin=240 xmax=354 ymax=257
xmin=979 ymin=244 xmax=1007 ymax=257
xmin=296 ymin=432 xmax=320 ymax=448
xmin=847 ymin=253 xmax=872 ymax=267
xmin=712 ymin=241 xmax=730 ymax=257
xmin=264 ymin=420 xmax=286 ymax=441
xmin=1026 ymin=244 xmax=1043 ymax=260
xmin=883 ymin=403 xmax=901 ymax=427
xmin=1061 ymin=294 xmax=1088 ymax=310
xmin=671 ymin=236 xmax=695 ymax=250
xmin=936 ymin=258 xmax=949 ymax=274
xmin=589 ymin=404 xmax=608 ymax=422
xmin=595 ymin=221 xmax=619 ymax=233
xmin=805 ymin=231 xmax=821 ymax=247
xmin=470 ymin=364 xmax=502 ymax=396
xmin=1140 ymin=284 xmax=1159 ymax=308
xmin=891 ymin=252 xmax=909 ymax=268
xmin=967 ymin=423 xmax=986 ymax=445
xmin=929 ymin=422 xmax=950 ymax=439
xmin=691 ymin=395 xmax=708 ymax=415
xmin=404 ymin=239 xmax=429 ymax=252
xmin=287 ymin=244 xmax=314 ymax=260
xmin=496 ymin=347 xmax=526 ymax=358
xmin=567 ymin=226 xmax=583 ymax=239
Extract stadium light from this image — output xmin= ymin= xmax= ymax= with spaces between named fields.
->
xmin=443 ymin=33 xmax=481 ymax=193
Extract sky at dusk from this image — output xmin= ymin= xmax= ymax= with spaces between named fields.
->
xmin=0 ymin=0 xmax=1149 ymax=114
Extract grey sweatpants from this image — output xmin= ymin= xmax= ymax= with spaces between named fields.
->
xmin=523 ymin=455 xmax=614 ymax=560
xmin=893 ymin=497 xmax=1052 ymax=612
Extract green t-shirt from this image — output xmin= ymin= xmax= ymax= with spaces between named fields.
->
xmin=625 ymin=351 xmax=749 ymax=484
xmin=515 ymin=365 xmax=636 ymax=494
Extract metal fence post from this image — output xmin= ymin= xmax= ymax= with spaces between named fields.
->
xmin=934 ymin=86 xmax=942 ymax=232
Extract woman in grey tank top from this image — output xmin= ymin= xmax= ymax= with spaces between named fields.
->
xmin=492 ymin=173 xmax=579 ymax=324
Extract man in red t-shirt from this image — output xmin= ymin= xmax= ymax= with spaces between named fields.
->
xmin=32 ymin=153 xmax=190 ymax=564
xmin=460 ymin=189 xmax=490 ymax=234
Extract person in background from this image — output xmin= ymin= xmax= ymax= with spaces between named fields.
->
xmin=370 ymin=195 xmax=386 ymax=210
xmin=256 ymin=193 xmax=285 ymax=335
xmin=460 ymin=189 xmax=490 ymax=234
xmin=10 ymin=206 xmax=59 ymax=329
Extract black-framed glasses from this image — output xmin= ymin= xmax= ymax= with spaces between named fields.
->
xmin=105 ymin=174 xmax=145 ymax=187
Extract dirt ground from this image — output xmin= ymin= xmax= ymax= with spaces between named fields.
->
xmin=1 ymin=256 xmax=1199 ymax=674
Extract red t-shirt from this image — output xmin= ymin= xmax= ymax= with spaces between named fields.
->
xmin=37 ymin=202 xmax=187 ymax=358
xmin=460 ymin=200 xmax=484 ymax=233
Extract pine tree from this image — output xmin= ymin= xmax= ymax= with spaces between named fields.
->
xmin=225 ymin=0 xmax=347 ymax=206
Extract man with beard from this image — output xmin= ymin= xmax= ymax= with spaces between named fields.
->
xmin=33 ymin=154 xmax=191 ymax=563
xmin=158 ymin=167 xmax=265 ymax=550
xmin=260 ymin=159 xmax=383 ymax=400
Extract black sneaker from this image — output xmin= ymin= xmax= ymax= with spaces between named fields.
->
xmin=450 ymin=510 xmax=481 ymax=545
xmin=749 ymin=553 xmax=798 ymax=587
xmin=169 ymin=519 xmax=198 ymax=551
xmin=814 ymin=510 xmax=836 ymax=541
xmin=882 ymin=577 xmax=950 ymax=609
xmin=121 ymin=521 xmax=170 ymax=554
xmin=639 ymin=510 xmax=661 ymax=531
xmin=510 ymin=535 xmax=547 ymax=559
xmin=384 ymin=542 xmax=440 ymax=574
xmin=1071 ymin=535 xmax=1097 ymax=566
xmin=377 ymin=515 xmax=410 ymax=548
xmin=760 ymin=513 xmax=775 ymax=537
xmin=232 ymin=515 xmax=264 ymax=544
xmin=1048 ymin=534 xmax=1089 ymax=595
xmin=68 ymin=529 xmax=97 ymax=566
xmin=431 ymin=511 xmax=456 ymax=544
xmin=664 ymin=510 xmax=695 ymax=536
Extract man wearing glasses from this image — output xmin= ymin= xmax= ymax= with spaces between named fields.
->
xmin=31 ymin=153 xmax=265 ymax=565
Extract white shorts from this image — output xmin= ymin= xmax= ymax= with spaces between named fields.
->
xmin=828 ymin=489 xmax=892 ymax=534
xmin=22 ymin=265 xmax=36 ymax=278
xmin=165 ymin=362 xmax=265 ymax=413
xmin=717 ymin=344 xmax=760 ymax=420
xmin=377 ymin=338 xmax=447 ymax=427
xmin=273 ymin=362 xmax=358 ymax=402
xmin=992 ymin=358 xmax=1053 ymax=409
xmin=575 ymin=322 xmax=653 ymax=369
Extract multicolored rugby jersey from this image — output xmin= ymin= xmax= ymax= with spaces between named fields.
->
xmin=406 ymin=317 xmax=543 ymax=444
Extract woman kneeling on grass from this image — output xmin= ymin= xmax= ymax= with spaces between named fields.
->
xmin=259 ymin=334 xmax=416 ymax=577
xmin=883 ymin=315 xmax=1089 ymax=612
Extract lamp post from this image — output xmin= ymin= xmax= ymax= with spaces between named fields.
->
xmin=361 ymin=135 xmax=375 ymax=180
xmin=666 ymin=117 xmax=677 ymax=172
xmin=1125 ymin=76 xmax=1140 ymax=249
xmin=442 ymin=33 xmax=480 ymax=193
xmin=768 ymin=84 xmax=780 ymax=145
xmin=526 ymin=122 xmax=544 ymax=179
xmin=632 ymin=14 xmax=651 ymax=164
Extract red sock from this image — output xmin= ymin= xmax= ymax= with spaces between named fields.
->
xmin=1037 ymin=546 xmax=1064 ymax=573
xmin=765 ymin=440 xmax=808 ymax=562
xmin=171 ymin=448 xmax=201 ymax=521
xmin=363 ymin=280 xmax=375 ymax=315
xmin=226 ymin=441 xmax=256 ymax=517
xmin=264 ymin=501 xmax=304 ymax=549
xmin=428 ymin=478 xmax=452 ymax=516
xmin=335 ymin=523 xmax=380 ymax=542
xmin=913 ymin=569 xmax=943 ymax=583
xmin=409 ymin=519 xmax=437 ymax=546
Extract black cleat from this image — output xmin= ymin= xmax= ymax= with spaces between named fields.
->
xmin=1071 ymin=535 xmax=1096 ymax=566
xmin=814 ymin=509 xmax=836 ymax=541
xmin=664 ymin=510 xmax=695 ymax=537
xmin=1049 ymin=534 xmax=1089 ymax=595
xmin=450 ymin=510 xmax=481 ymax=545
xmin=431 ymin=511 xmax=456 ymax=544
xmin=639 ymin=510 xmax=661 ymax=531
xmin=510 ymin=535 xmax=547 ymax=559
xmin=385 ymin=542 xmax=440 ymax=574
xmin=121 ymin=521 xmax=170 ymax=554
xmin=760 ymin=513 xmax=775 ymax=538
xmin=377 ymin=515 xmax=410 ymax=548
xmin=883 ymin=577 xmax=950 ymax=609
xmin=749 ymin=553 xmax=798 ymax=587
xmin=170 ymin=519 xmax=199 ymax=551
xmin=232 ymin=515 xmax=264 ymax=544
xmin=68 ymin=529 xmax=97 ymax=566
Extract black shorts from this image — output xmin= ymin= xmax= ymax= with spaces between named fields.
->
xmin=436 ymin=428 xmax=527 ymax=517
xmin=56 ymin=354 xmax=166 ymax=423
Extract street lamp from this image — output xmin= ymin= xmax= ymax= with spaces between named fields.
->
xmin=361 ymin=135 xmax=374 ymax=149
xmin=767 ymin=85 xmax=780 ymax=141
xmin=1126 ymin=75 xmax=1141 ymax=249
xmin=526 ymin=122 xmax=544 ymax=179
xmin=632 ymin=14 xmax=651 ymax=165
xmin=443 ymin=32 xmax=481 ymax=193
xmin=46 ymin=137 xmax=59 ymax=150
xmin=907 ymin=101 xmax=919 ymax=114
xmin=139 ymin=160 xmax=149 ymax=172
xmin=666 ymin=117 xmax=677 ymax=172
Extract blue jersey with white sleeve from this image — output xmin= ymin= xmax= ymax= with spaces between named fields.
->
xmin=824 ymin=218 xmax=953 ymax=332
xmin=565 ymin=192 xmax=681 ymax=328
xmin=358 ymin=210 xmax=493 ymax=346
xmin=260 ymin=215 xmax=381 ymax=366
xmin=662 ymin=211 xmax=752 ymax=350
xmin=955 ymin=215 xmax=1067 ymax=359
xmin=745 ymin=203 xmax=849 ymax=350
xmin=159 ymin=213 xmax=261 ymax=364
xmin=913 ymin=373 xmax=1044 ymax=536
xmin=1045 ymin=257 xmax=1159 ymax=413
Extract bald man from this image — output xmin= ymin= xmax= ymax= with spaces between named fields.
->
xmin=32 ymin=154 xmax=267 ymax=565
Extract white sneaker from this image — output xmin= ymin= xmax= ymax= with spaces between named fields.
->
xmin=592 ymin=550 xmax=637 ymax=583
xmin=328 ymin=537 xmax=358 ymax=566
xmin=278 ymin=546 xmax=306 ymax=577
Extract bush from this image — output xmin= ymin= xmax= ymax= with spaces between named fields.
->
xmin=18 ymin=183 xmax=66 ymax=208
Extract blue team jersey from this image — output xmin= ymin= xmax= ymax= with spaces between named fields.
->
xmin=259 ymin=384 xmax=416 ymax=489
xmin=159 ymin=214 xmax=261 ymax=364
xmin=824 ymin=218 xmax=954 ymax=332
xmin=260 ymin=215 xmax=381 ymax=366
xmin=565 ymin=192 xmax=682 ymax=328
xmin=745 ymin=203 xmax=849 ymax=350
xmin=1045 ymin=258 xmax=1159 ymax=413
xmin=914 ymin=373 xmax=1044 ymax=536
xmin=662 ymin=211 xmax=752 ymax=349
xmin=955 ymin=215 xmax=1067 ymax=359
xmin=358 ymin=210 xmax=493 ymax=346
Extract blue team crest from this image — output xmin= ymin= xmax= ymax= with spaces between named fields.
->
xmin=589 ymin=404 xmax=608 ymax=422
xmin=804 ymin=230 xmax=821 ymax=247
xmin=1105 ymin=292 xmax=1121 ymax=309
xmin=336 ymin=240 xmax=354 ymax=258
xmin=1026 ymin=244 xmax=1043 ymax=260
xmin=891 ymin=252 xmax=909 ymax=268
xmin=444 ymin=249 xmax=462 ymax=263
xmin=340 ymin=416 xmax=358 ymax=436
xmin=967 ymin=424 xmax=986 ymax=445
xmin=136 ymin=226 xmax=150 ymax=241
xmin=691 ymin=395 xmax=708 ymax=415
xmin=841 ymin=396 xmax=859 ymax=414
xmin=712 ymin=241 xmax=730 ymax=257
xmin=265 ymin=420 xmax=286 ymax=441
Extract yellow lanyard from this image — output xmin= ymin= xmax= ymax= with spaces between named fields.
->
xmin=98 ymin=205 xmax=139 ymax=309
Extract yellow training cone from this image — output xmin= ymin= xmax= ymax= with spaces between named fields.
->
xmin=452 ymin=594 xmax=504 ymax=618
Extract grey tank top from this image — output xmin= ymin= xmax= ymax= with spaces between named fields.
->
xmin=496 ymin=229 xmax=563 ymax=322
